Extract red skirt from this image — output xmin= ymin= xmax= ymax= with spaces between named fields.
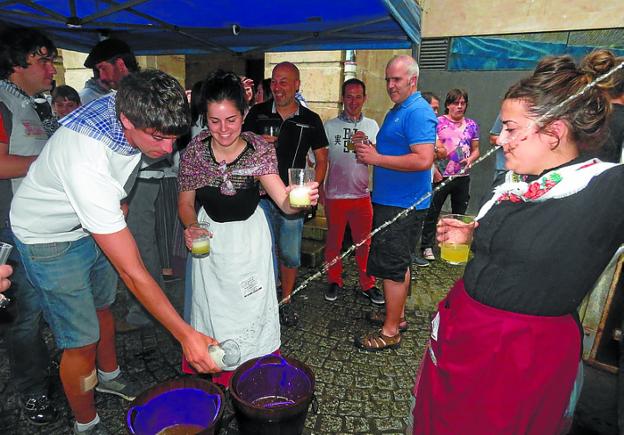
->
xmin=412 ymin=280 xmax=580 ymax=435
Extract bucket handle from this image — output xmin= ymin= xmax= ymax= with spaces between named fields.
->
xmin=252 ymin=354 xmax=288 ymax=369
xmin=126 ymin=404 xmax=143 ymax=434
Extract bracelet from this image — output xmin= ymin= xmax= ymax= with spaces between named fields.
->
xmin=184 ymin=221 xmax=199 ymax=229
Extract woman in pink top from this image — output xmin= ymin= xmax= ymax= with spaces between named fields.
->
xmin=420 ymin=89 xmax=480 ymax=261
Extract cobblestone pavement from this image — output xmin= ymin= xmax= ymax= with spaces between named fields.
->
xmin=0 ymin=257 xmax=465 ymax=434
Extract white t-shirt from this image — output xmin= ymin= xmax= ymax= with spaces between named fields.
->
xmin=323 ymin=115 xmax=379 ymax=199
xmin=11 ymin=126 xmax=141 ymax=243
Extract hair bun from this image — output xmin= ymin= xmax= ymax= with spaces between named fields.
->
xmin=581 ymin=49 xmax=619 ymax=89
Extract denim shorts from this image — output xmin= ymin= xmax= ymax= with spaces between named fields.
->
xmin=367 ymin=204 xmax=426 ymax=282
xmin=14 ymin=235 xmax=117 ymax=349
xmin=260 ymin=198 xmax=304 ymax=268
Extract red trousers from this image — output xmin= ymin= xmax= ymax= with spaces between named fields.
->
xmin=413 ymin=280 xmax=579 ymax=435
xmin=324 ymin=197 xmax=375 ymax=290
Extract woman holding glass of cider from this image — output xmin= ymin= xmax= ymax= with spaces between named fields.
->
xmin=411 ymin=51 xmax=624 ymax=434
xmin=177 ymin=71 xmax=318 ymax=386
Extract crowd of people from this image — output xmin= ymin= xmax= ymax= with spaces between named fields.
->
xmin=1 ymin=24 xmax=624 ymax=435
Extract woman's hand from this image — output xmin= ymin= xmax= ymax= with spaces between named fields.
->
xmin=436 ymin=216 xmax=478 ymax=246
xmin=183 ymin=224 xmax=212 ymax=251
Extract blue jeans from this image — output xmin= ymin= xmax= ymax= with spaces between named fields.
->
xmin=259 ymin=198 xmax=304 ymax=268
xmin=1 ymin=226 xmax=50 ymax=396
xmin=15 ymin=236 xmax=117 ymax=349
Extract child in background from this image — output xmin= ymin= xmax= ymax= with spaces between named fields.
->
xmin=51 ymin=85 xmax=81 ymax=118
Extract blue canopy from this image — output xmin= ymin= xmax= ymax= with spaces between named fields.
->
xmin=0 ymin=0 xmax=421 ymax=55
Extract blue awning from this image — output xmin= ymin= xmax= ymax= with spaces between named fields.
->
xmin=0 ymin=0 xmax=421 ymax=55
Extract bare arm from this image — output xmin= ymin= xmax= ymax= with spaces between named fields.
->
xmin=356 ymin=141 xmax=434 ymax=172
xmin=92 ymin=229 xmax=220 ymax=373
xmin=463 ymin=139 xmax=480 ymax=166
xmin=178 ymin=190 xmax=198 ymax=228
xmin=312 ymin=147 xmax=328 ymax=184
xmin=0 ymin=141 xmax=37 ymax=179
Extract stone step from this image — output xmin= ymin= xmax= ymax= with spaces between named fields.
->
xmin=300 ymin=239 xmax=325 ymax=268
xmin=302 ymin=216 xmax=327 ymax=241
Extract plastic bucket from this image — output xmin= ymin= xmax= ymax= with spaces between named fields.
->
xmin=229 ymin=355 xmax=315 ymax=435
xmin=126 ymin=378 xmax=224 ymax=435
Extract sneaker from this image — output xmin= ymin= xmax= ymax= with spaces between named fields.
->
xmin=73 ymin=422 xmax=111 ymax=434
xmin=20 ymin=394 xmax=58 ymax=426
xmin=279 ymin=303 xmax=299 ymax=327
xmin=422 ymin=248 xmax=435 ymax=261
xmin=95 ymin=372 xmax=142 ymax=401
xmin=325 ymin=283 xmax=341 ymax=301
xmin=411 ymin=255 xmax=430 ymax=267
xmin=360 ymin=287 xmax=385 ymax=305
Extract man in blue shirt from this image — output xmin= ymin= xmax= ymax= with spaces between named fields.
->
xmin=354 ymin=55 xmax=437 ymax=351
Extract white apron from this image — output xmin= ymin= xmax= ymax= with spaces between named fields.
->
xmin=191 ymin=206 xmax=280 ymax=368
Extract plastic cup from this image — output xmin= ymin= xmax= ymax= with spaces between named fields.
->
xmin=288 ymin=168 xmax=314 ymax=209
xmin=0 ymin=242 xmax=12 ymax=308
xmin=263 ymin=125 xmax=281 ymax=138
xmin=347 ymin=136 xmax=369 ymax=152
xmin=208 ymin=339 xmax=241 ymax=370
xmin=191 ymin=222 xmax=211 ymax=258
xmin=439 ymin=214 xmax=476 ymax=265
xmin=0 ymin=242 xmax=12 ymax=265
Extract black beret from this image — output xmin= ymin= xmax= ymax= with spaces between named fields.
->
xmin=84 ymin=39 xmax=133 ymax=68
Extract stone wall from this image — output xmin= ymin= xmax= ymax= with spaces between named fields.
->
xmin=58 ymin=49 xmax=186 ymax=92
xmin=185 ymin=53 xmax=248 ymax=90
xmin=420 ymin=0 xmax=623 ymax=37
xmin=265 ymin=51 xmax=345 ymax=122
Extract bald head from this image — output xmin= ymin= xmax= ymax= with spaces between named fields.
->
xmin=273 ymin=62 xmax=300 ymax=80
xmin=271 ymin=62 xmax=301 ymax=109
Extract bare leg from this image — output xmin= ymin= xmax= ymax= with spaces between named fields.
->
xmin=382 ymin=267 xmax=410 ymax=336
xmin=60 ymin=345 xmax=97 ymax=424
xmin=280 ymin=264 xmax=298 ymax=301
xmin=95 ymin=308 xmax=117 ymax=372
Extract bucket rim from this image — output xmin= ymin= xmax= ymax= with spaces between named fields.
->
xmin=229 ymin=355 xmax=315 ymax=410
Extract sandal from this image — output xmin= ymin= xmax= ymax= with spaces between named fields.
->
xmin=366 ymin=311 xmax=409 ymax=332
xmin=355 ymin=329 xmax=401 ymax=351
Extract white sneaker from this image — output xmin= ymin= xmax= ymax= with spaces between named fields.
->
xmin=422 ymin=248 xmax=435 ymax=261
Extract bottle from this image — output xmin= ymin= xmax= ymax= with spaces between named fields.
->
xmin=208 ymin=339 xmax=241 ymax=370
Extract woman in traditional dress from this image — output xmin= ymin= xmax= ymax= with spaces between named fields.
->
xmin=411 ymin=52 xmax=624 ymax=434
xmin=177 ymin=71 xmax=318 ymax=386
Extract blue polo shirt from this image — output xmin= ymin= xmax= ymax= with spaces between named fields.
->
xmin=372 ymin=91 xmax=437 ymax=209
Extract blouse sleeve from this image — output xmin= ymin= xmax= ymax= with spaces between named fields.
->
xmin=242 ymin=132 xmax=278 ymax=176
xmin=178 ymin=133 xmax=209 ymax=192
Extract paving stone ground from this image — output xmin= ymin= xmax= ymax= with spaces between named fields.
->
xmin=0 ymin=253 xmax=615 ymax=434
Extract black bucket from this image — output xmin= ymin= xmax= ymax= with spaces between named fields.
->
xmin=229 ymin=355 xmax=316 ymax=435
xmin=126 ymin=378 xmax=224 ymax=435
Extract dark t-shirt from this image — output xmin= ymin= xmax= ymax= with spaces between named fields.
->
xmin=243 ymin=101 xmax=328 ymax=184
xmin=464 ymin=158 xmax=624 ymax=316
